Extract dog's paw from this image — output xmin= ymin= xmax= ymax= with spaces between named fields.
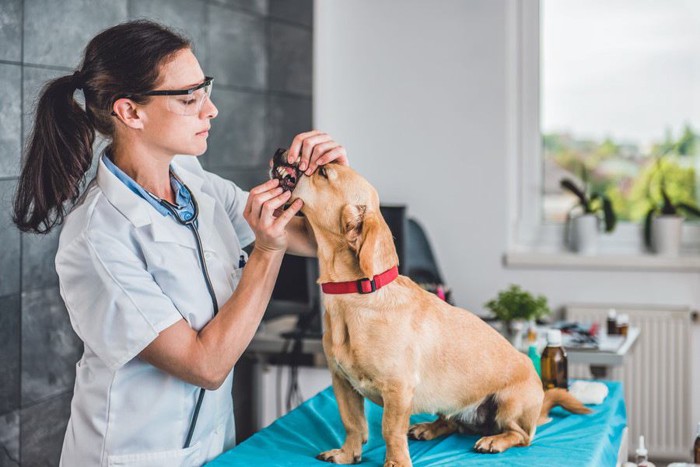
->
xmin=316 ymin=449 xmax=361 ymax=464
xmin=383 ymin=458 xmax=412 ymax=467
xmin=474 ymin=435 xmax=510 ymax=454
xmin=407 ymin=422 xmax=436 ymax=441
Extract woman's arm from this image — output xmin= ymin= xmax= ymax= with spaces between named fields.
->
xmin=139 ymin=179 xmax=302 ymax=390
xmin=138 ymin=244 xmax=286 ymax=390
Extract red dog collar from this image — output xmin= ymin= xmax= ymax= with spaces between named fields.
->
xmin=321 ymin=265 xmax=399 ymax=295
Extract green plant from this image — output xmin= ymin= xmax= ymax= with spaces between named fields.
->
xmin=643 ymin=157 xmax=700 ymax=249
xmin=560 ymin=165 xmax=617 ymax=233
xmin=484 ymin=285 xmax=551 ymax=323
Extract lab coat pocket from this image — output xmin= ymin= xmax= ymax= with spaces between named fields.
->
xmin=107 ymin=442 xmax=202 ymax=467
xmin=228 ymin=266 xmax=244 ymax=292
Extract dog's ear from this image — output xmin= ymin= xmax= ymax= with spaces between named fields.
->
xmin=341 ymin=204 xmax=366 ymax=253
xmin=341 ymin=204 xmax=397 ymax=278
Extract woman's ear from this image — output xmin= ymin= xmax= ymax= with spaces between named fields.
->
xmin=112 ymin=98 xmax=144 ymax=129
xmin=341 ymin=204 xmax=398 ymax=278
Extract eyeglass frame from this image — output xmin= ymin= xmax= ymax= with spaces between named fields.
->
xmin=110 ymin=76 xmax=214 ymax=116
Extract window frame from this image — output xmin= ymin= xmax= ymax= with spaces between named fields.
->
xmin=508 ymin=0 xmax=700 ymax=255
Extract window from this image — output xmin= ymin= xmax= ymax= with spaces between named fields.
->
xmin=511 ymin=0 xmax=700 ymax=253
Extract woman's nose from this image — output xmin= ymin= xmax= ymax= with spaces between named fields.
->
xmin=202 ymin=95 xmax=218 ymax=120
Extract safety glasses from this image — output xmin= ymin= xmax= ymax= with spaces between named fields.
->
xmin=141 ymin=76 xmax=214 ymax=116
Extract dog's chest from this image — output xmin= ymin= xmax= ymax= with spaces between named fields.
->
xmin=333 ymin=357 xmax=381 ymax=401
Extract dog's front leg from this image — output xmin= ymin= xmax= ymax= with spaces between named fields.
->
xmin=381 ymin=383 xmax=413 ymax=467
xmin=316 ymin=372 xmax=367 ymax=464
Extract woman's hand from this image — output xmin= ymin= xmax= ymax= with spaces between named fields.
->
xmin=287 ymin=130 xmax=349 ymax=176
xmin=243 ymin=179 xmax=303 ymax=253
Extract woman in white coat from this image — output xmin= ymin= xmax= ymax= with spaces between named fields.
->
xmin=12 ymin=20 xmax=348 ymax=466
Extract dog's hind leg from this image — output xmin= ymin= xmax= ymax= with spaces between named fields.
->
xmin=407 ymin=415 xmax=457 ymax=441
xmin=317 ymin=372 xmax=367 ymax=464
xmin=473 ymin=399 xmax=540 ymax=454
xmin=381 ymin=382 xmax=414 ymax=467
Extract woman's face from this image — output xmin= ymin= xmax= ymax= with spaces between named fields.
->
xmin=138 ymin=48 xmax=218 ymax=157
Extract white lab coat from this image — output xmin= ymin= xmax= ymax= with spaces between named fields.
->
xmin=56 ymin=154 xmax=255 ymax=466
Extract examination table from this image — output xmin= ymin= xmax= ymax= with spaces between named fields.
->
xmin=208 ymin=381 xmax=627 ymax=466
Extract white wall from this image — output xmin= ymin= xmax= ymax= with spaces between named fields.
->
xmin=314 ymin=0 xmax=700 ymax=445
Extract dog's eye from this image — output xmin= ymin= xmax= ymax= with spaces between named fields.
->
xmin=318 ymin=166 xmax=328 ymax=178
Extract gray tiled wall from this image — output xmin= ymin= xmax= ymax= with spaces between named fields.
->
xmin=0 ymin=0 xmax=313 ymax=465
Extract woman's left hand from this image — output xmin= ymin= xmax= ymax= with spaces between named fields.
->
xmin=286 ymin=130 xmax=349 ymax=176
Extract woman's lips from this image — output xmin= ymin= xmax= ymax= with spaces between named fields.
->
xmin=196 ymin=129 xmax=210 ymax=136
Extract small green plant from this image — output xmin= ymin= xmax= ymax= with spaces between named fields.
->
xmin=560 ymin=165 xmax=617 ymax=233
xmin=643 ymin=158 xmax=700 ymax=249
xmin=484 ymin=285 xmax=551 ymax=324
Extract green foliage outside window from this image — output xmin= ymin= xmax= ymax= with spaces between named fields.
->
xmin=545 ymin=123 xmax=699 ymax=223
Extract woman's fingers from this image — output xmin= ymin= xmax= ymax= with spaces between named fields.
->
xmin=288 ymin=130 xmax=325 ymax=165
xmin=306 ymin=144 xmax=348 ymax=175
xmin=273 ymin=199 xmax=304 ymax=227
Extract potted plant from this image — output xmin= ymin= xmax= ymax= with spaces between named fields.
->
xmin=644 ymin=172 xmax=700 ymax=256
xmin=484 ymin=285 xmax=551 ymax=342
xmin=560 ymin=166 xmax=617 ymax=255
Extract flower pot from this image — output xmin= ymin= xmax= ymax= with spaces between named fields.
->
xmin=651 ymin=215 xmax=683 ymax=256
xmin=569 ymin=213 xmax=599 ymax=255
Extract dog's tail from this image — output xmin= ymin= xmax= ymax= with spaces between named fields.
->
xmin=537 ymin=388 xmax=592 ymax=425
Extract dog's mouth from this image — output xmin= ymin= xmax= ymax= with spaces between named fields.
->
xmin=270 ymin=148 xmax=302 ymax=193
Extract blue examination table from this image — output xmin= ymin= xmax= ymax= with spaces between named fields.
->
xmin=208 ymin=381 xmax=626 ymax=466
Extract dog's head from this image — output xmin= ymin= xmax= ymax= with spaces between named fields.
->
xmin=270 ymin=148 xmax=398 ymax=278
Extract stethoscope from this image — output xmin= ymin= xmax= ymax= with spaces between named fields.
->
xmin=146 ymin=170 xmax=218 ymax=449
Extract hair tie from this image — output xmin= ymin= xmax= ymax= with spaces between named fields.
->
xmin=72 ymin=70 xmax=83 ymax=90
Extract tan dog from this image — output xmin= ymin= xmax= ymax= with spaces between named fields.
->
xmin=271 ymin=154 xmax=590 ymax=467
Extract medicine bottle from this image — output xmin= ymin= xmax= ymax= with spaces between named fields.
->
xmin=540 ymin=329 xmax=568 ymax=390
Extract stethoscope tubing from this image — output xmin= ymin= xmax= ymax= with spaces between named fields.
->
xmin=152 ymin=174 xmax=219 ymax=449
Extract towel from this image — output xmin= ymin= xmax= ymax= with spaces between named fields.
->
xmin=569 ymin=380 xmax=609 ymax=405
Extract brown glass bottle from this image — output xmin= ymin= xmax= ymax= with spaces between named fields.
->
xmin=607 ymin=309 xmax=618 ymax=335
xmin=694 ymin=422 xmax=700 ymax=464
xmin=540 ymin=329 xmax=568 ymax=390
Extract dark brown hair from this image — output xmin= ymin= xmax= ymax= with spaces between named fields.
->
xmin=13 ymin=20 xmax=191 ymax=233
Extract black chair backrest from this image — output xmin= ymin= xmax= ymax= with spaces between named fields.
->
xmin=406 ymin=217 xmax=444 ymax=285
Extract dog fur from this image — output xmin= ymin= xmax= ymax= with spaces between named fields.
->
xmin=285 ymin=161 xmax=590 ymax=467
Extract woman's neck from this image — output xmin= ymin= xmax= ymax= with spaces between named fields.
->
xmin=111 ymin=140 xmax=175 ymax=203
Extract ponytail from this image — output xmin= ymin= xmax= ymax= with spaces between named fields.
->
xmin=12 ymin=74 xmax=95 ymax=233
xmin=12 ymin=20 xmax=190 ymax=234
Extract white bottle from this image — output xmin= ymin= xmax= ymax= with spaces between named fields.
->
xmin=635 ymin=435 xmax=655 ymax=467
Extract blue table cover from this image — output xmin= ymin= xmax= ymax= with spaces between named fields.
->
xmin=208 ymin=381 xmax=626 ymax=466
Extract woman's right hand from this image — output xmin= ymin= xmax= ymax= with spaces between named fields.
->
xmin=243 ymin=178 xmax=303 ymax=253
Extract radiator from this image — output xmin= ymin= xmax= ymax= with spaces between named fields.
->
xmin=565 ymin=303 xmax=693 ymax=460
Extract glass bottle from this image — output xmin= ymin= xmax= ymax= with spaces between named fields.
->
xmin=607 ymin=308 xmax=618 ymax=335
xmin=540 ymin=329 xmax=568 ymax=390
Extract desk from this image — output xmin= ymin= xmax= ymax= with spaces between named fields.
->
xmin=210 ymin=381 xmax=627 ymax=466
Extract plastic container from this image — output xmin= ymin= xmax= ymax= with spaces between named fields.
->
xmin=617 ymin=313 xmax=630 ymax=337
xmin=540 ymin=329 xmax=568 ymax=390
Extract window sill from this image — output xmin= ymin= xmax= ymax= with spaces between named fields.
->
xmin=504 ymin=251 xmax=700 ymax=272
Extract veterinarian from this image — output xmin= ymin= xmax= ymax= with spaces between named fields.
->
xmin=12 ymin=20 xmax=348 ymax=466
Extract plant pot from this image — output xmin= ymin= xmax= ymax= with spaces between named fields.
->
xmin=651 ymin=215 xmax=683 ymax=256
xmin=569 ymin=213 xmax=599 ymax=255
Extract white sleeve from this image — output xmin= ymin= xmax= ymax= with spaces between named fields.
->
xmin=56 ymin=231 xmax=184 ymax=371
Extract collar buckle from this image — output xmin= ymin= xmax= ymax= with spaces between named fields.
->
xmin=356 ymin=277 xmax=377 ymax=294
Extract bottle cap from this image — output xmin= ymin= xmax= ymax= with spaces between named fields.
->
xmin=617 ymin=313 xmax=630 ymax=325
xmin=636 ymin=435 xmax=647 ymax=457
xmin=697 ymin=421 xmax=700 ymax=436
xmin=546 ymin=329 xmax=562 ymax=346
xmin=607 ymin=308 xmax=617 ymax=319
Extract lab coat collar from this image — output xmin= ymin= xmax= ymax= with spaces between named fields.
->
xmin=97 ymin=155 xmax=217 ymax=252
